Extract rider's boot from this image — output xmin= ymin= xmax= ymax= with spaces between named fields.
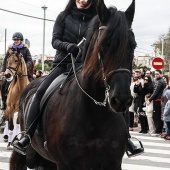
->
xmin=126 ymin=139 xmax=144 ymax=157
xmin=12 ymin=95 xmax=40 ymax=155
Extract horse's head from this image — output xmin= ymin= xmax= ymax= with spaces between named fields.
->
xmin=5 ymin=48 xmax=25 ymax=82
xmin=83 ymin=0 xmax=136 ymax=113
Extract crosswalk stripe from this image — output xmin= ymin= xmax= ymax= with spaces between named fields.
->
xmin=0 ymin=142 xmax=9 ymax=147
xmin=0 ymin=162 xmax=9 ymax=170
xmin=123 ymin=155 xmax=170 ymax=163
xmin=133 ymin=140 xmax=170 ymax=147
xmin=122 ymin=164 xmax=170 ymax=170
xmin=130 ymin=132 xmax=164 ymax=141
xmin=0 ymin=151 xmax=11 ymax=158
xmin=0 ymin=131 xmax=170 ymax=169
xmin=144 ymin=148 xmax=170 ymax=155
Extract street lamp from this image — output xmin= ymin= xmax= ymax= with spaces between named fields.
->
xmin=41 ymin=5 xmax=48 ymax=72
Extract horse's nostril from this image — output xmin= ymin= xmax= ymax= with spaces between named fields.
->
xmin=5 ymin=73 xmax=11 ymax=79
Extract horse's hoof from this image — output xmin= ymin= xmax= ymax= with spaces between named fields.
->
xmin=3 ymin=135 xmax=8 ymax=142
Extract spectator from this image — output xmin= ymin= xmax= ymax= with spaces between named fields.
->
xmin=129 ymin=76 xmax=138 ymax=131
xmin=149 ymin=70 xmax=166 ymax=136
xmin=161 ymin=75 xmax=170 ymax=138
xmin=167 ymin=72 xmax=170 ymax=84
xmin=163 ymin=90 xmax=170 ymax=140
xmin=36 ymin=70 xmax=43 ymax=78
xmin=145 ymin=70 xmax=152 ymax=77
xmin=143 ymin=93 xmax=155 ymax=135
xmin=12 ymin=0 xmax=98 ymax=154
xmin=140 ymin=68 xmax=145 ymax=79
xmin=134 ymin=69 xmax=148 ymax=133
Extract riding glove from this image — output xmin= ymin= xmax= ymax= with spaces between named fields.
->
xmin=66 ymin=43 xmax=79 ymax=55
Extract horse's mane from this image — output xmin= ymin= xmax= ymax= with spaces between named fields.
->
xmin=83 ymin=7 xmax=129 ymax=80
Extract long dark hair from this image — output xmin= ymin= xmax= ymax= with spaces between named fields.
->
xmin=61 ymin=0 xmax=98 ymax=22
xmin=144 ymin=75 xmax=154 ymax=93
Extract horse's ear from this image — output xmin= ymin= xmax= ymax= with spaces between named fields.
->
xmin=9 ymin=49 xmax=13 ymax=55
xmin=125 ymin=0 xmax=135 ymax=26
xmin=97 ymin=0 xmax=110 ymax=24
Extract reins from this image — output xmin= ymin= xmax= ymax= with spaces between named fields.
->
xmin=71 ymin=25 xmax=131 ymax=107
xmin=6 ymin=52 xmax=28 ymax=79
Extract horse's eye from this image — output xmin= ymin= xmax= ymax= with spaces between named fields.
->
xmin=15 ymin=60 xmax=18 ymax=63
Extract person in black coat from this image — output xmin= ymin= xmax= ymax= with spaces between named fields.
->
xmin=0 ymin=32 xmax=33 ymax=110
xmin=12 ymin=0 xmax=97 ymax=155
xmin=148 ymin=69 xmax=166 ymax=135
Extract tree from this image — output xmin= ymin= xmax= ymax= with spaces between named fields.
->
xmin=152 ymin=28 xmax=170 ymax=71
xmin=35 ymin=63 xmax=50 ymax=71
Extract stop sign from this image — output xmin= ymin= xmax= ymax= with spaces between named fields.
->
xmin=152 ymin=57 xmax=164 ymax=69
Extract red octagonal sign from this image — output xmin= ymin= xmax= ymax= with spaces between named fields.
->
xmin=152 ymin=57 xmax=164 ymax=69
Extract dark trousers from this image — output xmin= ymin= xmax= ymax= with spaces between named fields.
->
xmin=139 ymin=114 xmax=148 ymax=133
xmin=129 ymin=112 xmax=134 ymax=128
xmin=25 ymin=66 xmax=67 ymax=136
xmin=35 ymin=66 xmax=66 ymax=101
xmin=1 ymin=80 xmax=10 ymax=103
xmin=153 ymin=101 xmax=163 ymax=134
xmin=166 ymin=122 xmax=170 ymax=135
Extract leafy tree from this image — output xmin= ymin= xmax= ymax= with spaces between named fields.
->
xmin=35 ymin=63 xmax=50 ymax=71
xmin=152 ymin=28 xmax=170 ymax=71
xmin=44 ymin=60 xmax=53 ymax=70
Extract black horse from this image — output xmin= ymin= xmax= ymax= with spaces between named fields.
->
xmin=10 ymin=0 xmax=137 ymax=169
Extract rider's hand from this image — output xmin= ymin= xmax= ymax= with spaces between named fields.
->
xmin=66 ymin=43 xmax=79 ymax=55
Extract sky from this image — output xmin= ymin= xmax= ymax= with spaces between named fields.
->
xmin=0 ymin=0 xmax=170 ymax=57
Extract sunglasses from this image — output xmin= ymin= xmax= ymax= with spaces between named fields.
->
xmin=144 ymin=79 xmax=148 ymax=81
xmin=155 ymin=73 xmax=160 ymax=75
xmin=13 ymin=39 xmax=20 ymax=41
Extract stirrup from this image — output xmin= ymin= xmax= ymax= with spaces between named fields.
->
xmin=126 ymin=137 xmax=144 ymax=157
xmin=11 ymin=132 xmax=31 ymax=155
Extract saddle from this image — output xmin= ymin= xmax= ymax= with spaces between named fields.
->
xmin=36 ymin=71 xmax=78 ymax=136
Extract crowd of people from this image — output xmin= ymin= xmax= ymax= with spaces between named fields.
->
xmin=129 ymin=68 xmax=170 ymax=140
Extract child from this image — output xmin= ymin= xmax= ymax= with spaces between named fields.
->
xmin=163 ymin=90 xmax=170 ymax=140
xmin=143 ymin=93 xmax=156 ymax=135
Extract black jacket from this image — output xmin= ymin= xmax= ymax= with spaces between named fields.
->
xmin=134 ymin=82 xmax=145 ymax=112
xmin=1 ymin=44 xmax=32 ymax=72
xmin=149 ymin=77 xmax=166 ymax=102
xmin=51 ymin=6 xmax=96 ymax=68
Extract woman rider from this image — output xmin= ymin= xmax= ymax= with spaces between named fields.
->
xmin=12 ymin=0 xmax=98 ymax=155
xmin=0 ymin=32 xmax=33 ymax=110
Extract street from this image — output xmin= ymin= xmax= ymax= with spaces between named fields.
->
xmin=0 ymin=127 xmax=170 ymax=170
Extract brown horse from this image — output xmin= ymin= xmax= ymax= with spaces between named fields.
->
xmin=4 ymin=48 xmax=30 ymax=147
xmin=10 ymin=0 xmax=136 ymax=169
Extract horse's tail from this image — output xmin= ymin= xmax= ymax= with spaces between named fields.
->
xmin=9 ymin=151 xmax=26 ymax=170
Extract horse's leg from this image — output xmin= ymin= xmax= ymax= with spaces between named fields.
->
xmin=9 ymin=151 xmax=27 ymax=170
xmin=7 ymin=109 xmax=14 ymax=150
xmin=13 ymin=112 xmax=21 ymax=138
xmin=25 ymin=146 xmax=57 ymax=170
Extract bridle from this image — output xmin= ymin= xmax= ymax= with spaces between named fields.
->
xmin=71 ymin=25 xmax=131 ymax=107
xmin=6 ymin=51 xmax=28 ymax=79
